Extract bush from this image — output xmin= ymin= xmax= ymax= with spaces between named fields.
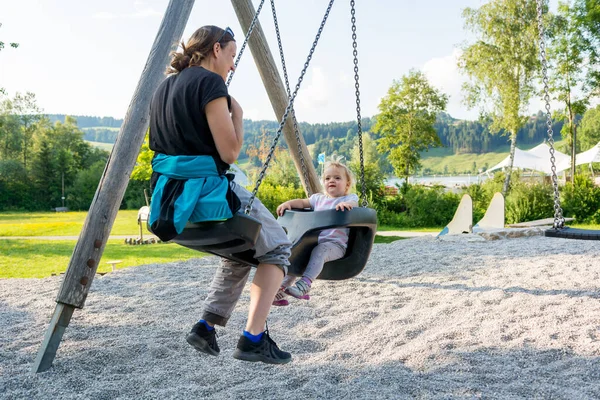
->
xmin=402 ymin=184 xmax=460 ymax=227
xmin=255 ymin=182 xmax=306 ymax=217
xmin=561 ymin=174 xmax=600 ymax=223
xmin=504 ymin=181 xmax=554 ymax=224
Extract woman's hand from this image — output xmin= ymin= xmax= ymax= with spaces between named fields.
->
xmin=276 ymin=201 xmax=292 ymax=217
xmin=230 ymin=96 xmax=243 ymax=118
xmin=335 ymin=201 xmax=355 ymax=211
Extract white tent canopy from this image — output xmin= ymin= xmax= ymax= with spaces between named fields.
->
xmin=487 ymin=146 xmax=560 ymax=175
xmin=556 ymin=142 xmax=600 ymax=171
xmin=526 ymin=142 xmax=570 ymax=166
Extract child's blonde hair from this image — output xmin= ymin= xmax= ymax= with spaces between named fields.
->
xmin=321 ymin=160 xmax=355 ymax=195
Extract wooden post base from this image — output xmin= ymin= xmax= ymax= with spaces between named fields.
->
xmin=31 ymin=303 xmax=75 ymax=373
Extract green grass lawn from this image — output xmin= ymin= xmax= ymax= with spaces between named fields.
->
xmin=377 ymin=225 xmax=441 ymax=232
xmin=0 ymin=210 xmax=151 ymax=236
xmin=85 ymin=141 xmax=114 ymax=151
xmin=0 ymin=239 xmax=204 ymax=278
xmin=374 ymin=235 xmax=406 ymax=244
xmin=419 ymin=139 xmax=569 ymax=174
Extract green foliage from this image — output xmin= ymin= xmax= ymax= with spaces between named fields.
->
xmin=0 ymin=94 xmax=110 ymax=210
xmin=132 ymin=131 xmax=153 ymax=181
xmin=504 ymin=181 xmax=555 ymax=224
xmin=122 ymin=179 xmax=151 ymax=210
xmin=459 ymin=0 xmax=541 ymax=193
xmin=374 ymin=70 xmax=448 ymax=181
xmin=255 ymin=182 xmax=306 ymax=217
xmin=579 ymin=105 xmax=600 ymax=150
xmin=402 ymin=185 xmax=460 ymax=227
xmin=561 ymin=174 xmax=600 ymax=223
xmin=571 ymin=0 xmax=600 ymax=95
xmin=548 ymin=1 xmax=591 ymax=173
xmin=348 ymin=133 xmax=387 ymax=206
xmin=67 ymin=160 xmax=105 ymax=210
xmin=0 ymin=160 xmax=34 ymax=210
xmin=377 ymin=185 xmax=459 ymax=228
xmin=261 ymin=149 xmax=301 ymax=189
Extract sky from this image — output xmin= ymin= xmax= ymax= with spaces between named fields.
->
xmin=0 ymin=0 xmax=564 ymax=124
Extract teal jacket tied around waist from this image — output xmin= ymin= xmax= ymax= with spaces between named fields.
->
xmin=149 ymin=154 xmax=239 ymax=241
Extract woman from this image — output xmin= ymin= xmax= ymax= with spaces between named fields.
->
xmin=148 ymin=26 xmax=292 ymax=365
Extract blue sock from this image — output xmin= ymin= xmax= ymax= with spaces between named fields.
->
xmin=199 ymin=319 xmax=214 ymax=331
xmin=243 ymin=330 xmax=264 ymax=343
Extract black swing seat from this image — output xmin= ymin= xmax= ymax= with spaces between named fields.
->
xmin=167 ymin=213 xmax=263 ymax=258
xmin=278 ymin=207 xmax=378 ymax=280
xmin=544 ymin=227 xmax=600 ymax=240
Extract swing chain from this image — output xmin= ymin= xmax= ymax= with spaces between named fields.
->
xmin=535 ymin=0 xmax=564 ymax=229
xmin=350 ymin=0 xmax=367 ymax=207
xmin=270 ymin=0 xmax=312 ymax=197
xmin=226 ymin=0 xmax=266 ymax=87
xmin=245 ymin=0 xmax=335 ymax=214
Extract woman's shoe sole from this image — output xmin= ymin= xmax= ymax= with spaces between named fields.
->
xmin=186 ymin=333 xmax=219 ymax=356
xmin=232 ymin=350 xmax=292 ymax=364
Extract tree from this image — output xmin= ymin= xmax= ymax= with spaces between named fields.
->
xmin=30 ymin=138 xmax=56 ymax=209
xmin=12 ymin=92 xmax=42 ymax=170
xmin=348 ymin=133 xmax=386 ymax=205
xmin=373 ymin=70 xmax=448 ymax=184
xmin=458 ymin=0 xmax=541 ymax=195
xmin=0 ymin=22 xmax=19 ymax=96
xmin=571 ymin=0 xmax=600 ymax=95
xmin=0 ymin=96 xmax=21 ymax=160
xmin=263 ymin=148 xmax=300 ymax=188
xmin=131 ymin=131 xmax=153 ymax=181
xmin=548 ymin=1 xmax=590 ymax=182
xmin=579 ymin=105 xmax=600 ymax=150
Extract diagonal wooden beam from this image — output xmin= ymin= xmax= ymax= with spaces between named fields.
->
xmin=231 ymin=0 xmax=323 ymax=195
xmin=32 ymin=0 xmax=196 ymax=373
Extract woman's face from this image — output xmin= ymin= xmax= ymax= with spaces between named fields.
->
xmin=215 ymin=41 xmax=237 ymax=81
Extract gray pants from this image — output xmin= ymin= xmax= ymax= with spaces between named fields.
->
xmin=282 ymin=241 xmax=346 ymax=286
xmin=201 ymin=182 xmax=291 ymax=326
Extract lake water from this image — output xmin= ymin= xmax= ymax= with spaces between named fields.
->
xmin=385 ymin=175 xmax=489 ymax=187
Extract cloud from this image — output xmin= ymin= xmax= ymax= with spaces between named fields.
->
xmin=296 ymin=67 xmax=331 ymax=111
xmin=422 ymin=48 xmax=474 ymax=119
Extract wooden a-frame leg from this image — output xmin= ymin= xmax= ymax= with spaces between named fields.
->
xmin=31 ymin=303 xmax=75 ymax=373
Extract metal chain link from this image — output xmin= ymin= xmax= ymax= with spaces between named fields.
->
xmin=270 ymin=0 xmax=312 ymax=197
xmin=536 ymin=0 xmax=564 ymax=229
xmin=350 ymin=0 xmax=367 ymax=207
xmin=226 ymin=0 xmax=266 ymax=87
xmin=245 ymin=0 xmax=336 ymax=213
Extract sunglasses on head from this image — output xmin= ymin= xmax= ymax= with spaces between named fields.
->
xmin=216 ymin=27 xmax=234 ymax=44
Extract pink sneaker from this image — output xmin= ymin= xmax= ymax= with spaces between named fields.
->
xmin=285 ymin=278 xmax=311 ymax=299
xmin=272 ymin=287 xmax=289 ymax=306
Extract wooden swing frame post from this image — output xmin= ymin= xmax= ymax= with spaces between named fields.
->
xmin=32 ymin=0 xmax=196 ymax=373
xmin=33 ymin=0 xmax=322 ymax=374
xmin=231 ymin=0 xmax=322 ymax=195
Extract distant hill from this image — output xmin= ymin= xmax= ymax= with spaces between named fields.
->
xmin=46 ymin=112 xmax=565 ymax=159
xmin=47 ymin=115 xmax=123 ymax=144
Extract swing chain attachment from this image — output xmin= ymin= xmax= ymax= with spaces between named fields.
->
xmin=535 ymin=0 xmax=564 ymax=229
xmin=350 ymin=0 xmax=367 ymax=207
xmin=245 ymin=0 xmax=335 ymax=214
xmin=270 ymin=0 xmax=312 ymax=197
xmin=226 ymin=0 xmax=266 ymax=87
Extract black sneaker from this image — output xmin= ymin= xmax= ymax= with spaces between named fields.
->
xmin=186 ymin=322 xmax=220 ymax=356
xmin=232 ymin=330 xmax=292 ymax=364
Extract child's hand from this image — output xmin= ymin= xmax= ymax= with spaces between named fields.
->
xmin=336 ymin=202 xmax=354 ymax=211
xmin=277 ymin=201 xmax=292 ymax=216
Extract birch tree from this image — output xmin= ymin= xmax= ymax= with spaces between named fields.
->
xmin=458 ymin=0 xmax=541 ymax=195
